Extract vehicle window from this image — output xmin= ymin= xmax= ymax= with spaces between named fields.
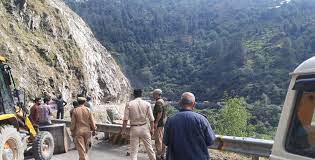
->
xmin=0 ymin=91 xmax=3 ymax=114
xmin=286 ymin=92 xmax=315 ymax=158
xmin=0 ymin=69 xmax=14 ymax=114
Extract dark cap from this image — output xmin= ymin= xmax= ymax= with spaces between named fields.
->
xmin=72 ymin=101 xmax=79 ymax=107
xmin=44 ymin=97 xmax=51 ymax=103
xmin=34 ymin=97 xmax=41 ymax=102
xmin=133 ymin=89 xmax=143 ymax=98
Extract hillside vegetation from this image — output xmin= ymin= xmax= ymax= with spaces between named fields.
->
xmin=65 ymin=0 xmax=315 ymax=137
xmin=66 ymin=0 xmax=315 ymax=104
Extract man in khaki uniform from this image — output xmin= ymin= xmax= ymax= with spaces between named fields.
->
xmin=122 ymin=89 xmax=156 ymax=160
xmin=152 ymin=89 xmax=166 ymax=160
xmin=71 ymin=97 xmax=97 ymax=160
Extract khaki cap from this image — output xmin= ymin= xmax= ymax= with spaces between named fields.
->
xmin=77 ymin=97 xmax=87 ymax=101
xmin=152 ymin=89 xmax=162 ymax=95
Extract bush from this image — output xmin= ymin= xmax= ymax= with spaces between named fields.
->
xmin=216 ymin=97 xmax=252 ymax=137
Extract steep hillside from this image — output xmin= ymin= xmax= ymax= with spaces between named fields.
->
xmin=0 ymin=0 xmax=131 ymax=105
xmin=65 ymin=0 xmax=315 ymax=105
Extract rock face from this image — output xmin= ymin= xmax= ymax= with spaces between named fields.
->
xmin=0 ymin=0 xmax=131 ymax=105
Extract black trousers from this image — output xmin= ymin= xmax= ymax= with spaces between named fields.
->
xmin=57 ymin=108 xmax=64 ymax=119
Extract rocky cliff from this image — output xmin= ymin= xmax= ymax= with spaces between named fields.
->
xmin=0 ymin=0 xmax=131 ymax=105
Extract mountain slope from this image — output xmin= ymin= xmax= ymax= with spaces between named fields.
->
xmin=65 ymin=0 xmax=315 ymax=105
xmin=0 ymin=0 xmax=131 ymax=105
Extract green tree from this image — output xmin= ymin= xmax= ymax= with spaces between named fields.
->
xmin=217 ymin=97 xmax=252 ymax=137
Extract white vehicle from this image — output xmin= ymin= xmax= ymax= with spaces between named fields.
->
xmin=271 ymin=57 xmax=315 ymax=160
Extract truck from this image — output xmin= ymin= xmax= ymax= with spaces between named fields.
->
xmin=271 ymin=56 xmax=315 ymax=160
xmin=0 ymin=56 xmax=55 ymax=160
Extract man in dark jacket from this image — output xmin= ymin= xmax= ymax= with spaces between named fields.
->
xmin=163 ymin=92 xmax=216 ymax=160
xmin=55 ymin=95 xmax=67 ymax=119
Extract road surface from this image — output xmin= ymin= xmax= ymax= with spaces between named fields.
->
xmin=27 ymin=139 xmax=250 ymax=160
xmin=26 ymin=140 xmax=148 ymax=160
xmin=55 ymin=140 xmax=148 ymax=160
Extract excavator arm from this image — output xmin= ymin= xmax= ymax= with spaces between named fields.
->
xmin=0 ymin=113 xmax=37 ymax=137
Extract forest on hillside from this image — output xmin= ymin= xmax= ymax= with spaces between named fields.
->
xmin=65 ymin=0 xmax=315 ymax=138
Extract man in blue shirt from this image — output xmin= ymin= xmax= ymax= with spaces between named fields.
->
xmin=163 ymin=92 xmax=216 ymax=160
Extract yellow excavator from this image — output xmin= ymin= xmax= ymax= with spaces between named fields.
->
xmin=0 ymin=56 xmax=54 ymax=160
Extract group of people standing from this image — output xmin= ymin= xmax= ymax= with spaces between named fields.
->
xmin=122 ymin=89 xmax=216 ymax=160
xmin=30 ymin=89 xmax=215 ymax=160
xmin=29 ymin=94 xmax=94 ymax=125
xmin=29 ymin=94 xmax=96 ymax=160
xmin=29 ymin=95 xmax=67 ymax=126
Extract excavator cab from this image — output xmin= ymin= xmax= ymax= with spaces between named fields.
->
xmin=0 ymin=56 xmax=55 ymax=160
xmin=0 ymin=63 xmax=15 ymax=114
